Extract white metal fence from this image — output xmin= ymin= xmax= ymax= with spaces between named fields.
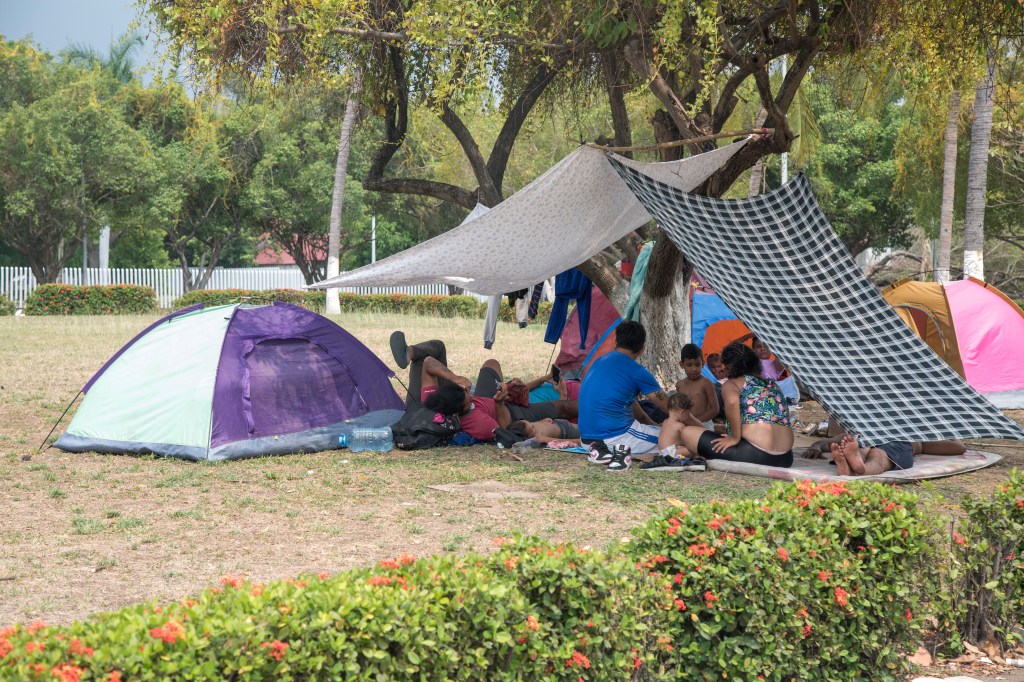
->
xmin=0 ymin=266 xmax=459 ymax=309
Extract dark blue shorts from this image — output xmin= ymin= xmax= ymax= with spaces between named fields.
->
xmin=876 ymin=441 xmax=913 ymax=470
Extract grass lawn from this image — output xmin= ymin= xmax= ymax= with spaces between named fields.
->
xmin=1 ymin=311 xmax=1022 ymax=626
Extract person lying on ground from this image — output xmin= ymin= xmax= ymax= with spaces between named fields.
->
xmin=389 ymin=333 xmax=577 ymax=443
xmin=801 ymin=434 xmax=966 ymax=476
xmin=677 ymin=342 xmax=795 ymax=468
xmin=510 ymin=418 xmax=580 ymax=444
xmin=675 ymin=343 xmax=720 ymax=427
xmin=656 ymin=393 xmax=707 ymax=455
xmin=578 ymin=320 xmax=670 ymax=457
xmin=509 ymin=373 xmax=581 ymax=403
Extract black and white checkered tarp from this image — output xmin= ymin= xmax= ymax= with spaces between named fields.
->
xmin=610 ymin=160 xmax=1024 ymax=446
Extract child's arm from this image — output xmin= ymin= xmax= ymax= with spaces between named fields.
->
xmin=674 ymin=379 xmax=686 ymax=394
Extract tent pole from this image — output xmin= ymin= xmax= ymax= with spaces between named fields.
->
xmin=38 ymin=391 xmax=81 ymax=452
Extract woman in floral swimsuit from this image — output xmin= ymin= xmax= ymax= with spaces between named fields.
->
xmin=680 ymin=342 xmax=794 ymax=467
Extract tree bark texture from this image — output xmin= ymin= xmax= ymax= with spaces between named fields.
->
xmin=326 ymin=71 xmax=363 ymax=315
xmin=964 ymin=52 xmax=996 ymax=281
xmin=937 ymin=90 xmax=961 ymax=283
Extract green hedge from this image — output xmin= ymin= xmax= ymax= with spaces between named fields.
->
xmin=630 ymin=479 xmax=932 ymax=680
xmin=938 ymin=470 xmax=1024 ymax=652
xmin=0 ymin=294 xmax=14 ymax=316
xmin=24 ymin=284 xmax=157 ymax=315
xmin=170 ymin=289 xmax=553 ymax=322
xmin=0 ymin=537 xmax=669 ymax=681
xmin=0 ymin=480 xmax=952 ymax=681
xmin=171 ymin=288 xmax=315 ymax=311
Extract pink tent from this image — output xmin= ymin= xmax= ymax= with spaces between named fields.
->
xmin=944 ymin=279 xmax=1024 ymax=408
xmin=554 ymin=286 xmax=621 ymax=373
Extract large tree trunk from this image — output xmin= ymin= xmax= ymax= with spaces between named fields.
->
xmin=747 ymin=108 xmax=769 ymax=196
xmin=936 ymin=90 xmax=961 ymax=283
xmin=635 ymin=110 xmax=692 ymax=385
xmin=638 ymin=265 xmax=692 ymax=385
xmin=963 ymin=53 xmax=996 ymax=281
xmin=325 ymin=71 xmax=363 ymax=315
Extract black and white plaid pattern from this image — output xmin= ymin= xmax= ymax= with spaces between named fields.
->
xmin=609 ymin=160 xmax=1024 ymax=446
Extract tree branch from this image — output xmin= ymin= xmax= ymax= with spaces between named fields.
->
xmin=863 ymin=250 xmax=922 ymax=279
xmin=438 ymin=104 xmax=499 ymax=206
xmin=486 ymin=54 xmax=569 ymax=194
xmin=622 ymin=39 xmax=705 ymax=144
xmin=363 ymin=176 xmax=477 ymax=210
xmin=602 ymin=50 xmax=633 ymax=155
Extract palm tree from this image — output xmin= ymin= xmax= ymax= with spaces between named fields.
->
xmin=963 ymin=49 xmax=997 ymax=281
xmin=936 ymin=90 xmax=961 ymax=284
xmin=325 ymin=70 xmax=364 ymax=316
xmin=62 ymin=30 xmax=144 ymax=84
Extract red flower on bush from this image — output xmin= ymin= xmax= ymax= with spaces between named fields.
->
xmin=0 ymin=639 xmax=11 ymax=659
xmin=525 ymin=616 xmax=540 ymax=631
xmin=261 ymin=639 xmax=289 ymax=661
xmin=817 ymin=570 xmax=832 ymax=583
xmin=953 ymin=532 xmax=967 ymax=546
xmin=148 ymin=620 xmax=185 ymax=644
xmin=777 ymin=547 xmax=789 ymax=562
xmin=565 ymin=650 xmax=591 ymax=669
xmin=379 ymin=559 xmax=400 ymax=570
xmin=397 ymin=553 xmax=416 ymax=565
xmin=366 ymin=576 xmax=392 ymax=586
xmin=220 ymin=575 xmax=242 ymax=588
xmin=674 ymin=599 xmax=687 ymax=611
xmin=689 ymin=543 xmax=715 ymax=558
xmin=504 ymin=557 xmax=519 ymax=571
xmin=69 ymin=639 xmax=93 ymax=658
xmin=106 ymin=672 xmax=122 ymax=682
xmin=51 ymin=664 xmax=85 ymax=682
xmin=834 ymin=587 xmax=849 ymax=607
xmin=492 ymin=536 xmax=511 ymax=547
xmin=704 ymin=591 xmax=720 ymax=607
xmin=803 ymin=623 xmax=812 ymax=637
xmin=25 ymin=640 xmax=44 ymax=653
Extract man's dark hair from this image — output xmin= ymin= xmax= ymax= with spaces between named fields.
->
xmin=721 ymin=342 xmax=760 ymax=379
xmin=615 ymin=321 xmax=646 ymax=353
xmin=680 ymin=343 xmax=703 ymax=362
xmin=424 ymin=379 xmax=468 ymax=416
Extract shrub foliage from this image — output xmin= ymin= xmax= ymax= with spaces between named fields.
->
xmin=938 ymin=470 xmax=1024 ymax=652
xmin=12 ymin=478 xmax=1024 ymax=679
xmin=24 ymin=284 xmax=157 ymax=315
xmin=0 ymin=293 xmax=14 ymax=316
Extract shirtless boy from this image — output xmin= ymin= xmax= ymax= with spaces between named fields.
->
xmin=675 ymin=344 xmax=720 ymax=427
xmin=510 ymin=418 xmax=580 ymax=444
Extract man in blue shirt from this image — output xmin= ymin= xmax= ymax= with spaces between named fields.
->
xmin=579 ymin=321 xmax=670 ymax=469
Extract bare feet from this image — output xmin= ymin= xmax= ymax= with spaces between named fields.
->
xmin=838 ymin=435 xmax=865 ymax=475
xmin=830 ymin=441 xmax=852 ymax=476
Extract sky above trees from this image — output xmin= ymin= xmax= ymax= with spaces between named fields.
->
xmin=0 ymin=0 xmax=161 ymax=82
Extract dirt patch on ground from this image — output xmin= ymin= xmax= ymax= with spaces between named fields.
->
xmin=426 ymin=480 xmax=546 ymax=499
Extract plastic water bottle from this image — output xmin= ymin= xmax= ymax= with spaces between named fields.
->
xmin=347 ymin=426 xmax=393 ymax=453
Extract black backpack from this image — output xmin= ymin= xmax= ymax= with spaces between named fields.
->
xmin=391 ymin=404 xmax=461 ymax=450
